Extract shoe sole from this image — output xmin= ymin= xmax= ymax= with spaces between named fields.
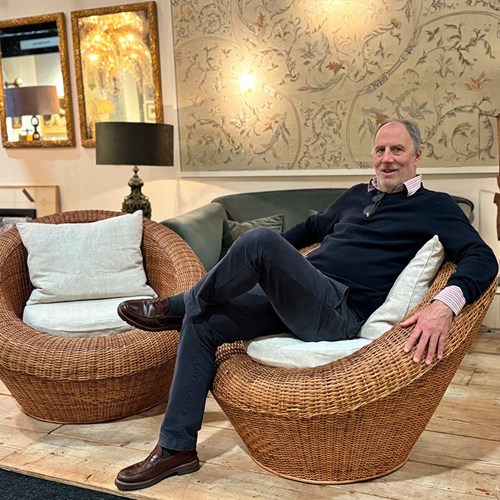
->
xmin=115 ymin=457 xmax=200 ymax=491
xmin=117 ymin=306 xmax=183 ymax=332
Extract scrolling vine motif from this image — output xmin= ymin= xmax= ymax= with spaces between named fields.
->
xmin=172 ymin=0 xmax=500 ymax=172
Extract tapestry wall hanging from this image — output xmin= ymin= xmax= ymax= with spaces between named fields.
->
xmin=171 ymin=0 xmax=500 ymax=174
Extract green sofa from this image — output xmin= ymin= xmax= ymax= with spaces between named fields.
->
xmin=161 ymin=188 xmax=474 ymax=271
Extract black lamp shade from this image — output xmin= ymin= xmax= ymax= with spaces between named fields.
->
xmin=95 ymin=122 xmax=174 ymax=166
xmin=5 ymin=85 xmax=60 ymax=117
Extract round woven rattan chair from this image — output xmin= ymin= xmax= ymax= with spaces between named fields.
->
xmin=213 ymin=262 xmax=496 ymax=484
xmin=0 ymin=210 xmax=205 ymax=424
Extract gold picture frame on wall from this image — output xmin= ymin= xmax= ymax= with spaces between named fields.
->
xmin=71 ymin=1 xmax=163 ymax=147
xmin=0 ymin=13 xmax=75 ymax=148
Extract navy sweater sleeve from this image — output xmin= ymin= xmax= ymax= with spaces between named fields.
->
xmin=418 ymin=191 xmax=498 ymax=305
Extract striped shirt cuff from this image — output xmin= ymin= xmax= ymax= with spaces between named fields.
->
xmin=433 ymin=285 xmax=466 ymax=316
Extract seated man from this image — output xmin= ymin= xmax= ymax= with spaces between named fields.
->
xmin=115 ymin=119 xmax=498 ymax=491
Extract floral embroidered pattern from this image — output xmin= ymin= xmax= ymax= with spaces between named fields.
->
xmin=171 ymin=0 xmax=499 ymax=172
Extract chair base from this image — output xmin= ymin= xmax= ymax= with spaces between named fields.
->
xmin=249 ymin=453 xmax=410 ymax=485
xmin=1 ymin=357 xmax=176 ymax=424
xmin=214 ymin=395 xmax=422 ymax=484
xmin=23 ymin=396 xmax=169 ymax=425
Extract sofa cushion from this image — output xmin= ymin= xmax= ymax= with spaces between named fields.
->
xmin=221 ymin=213 xmax=284 ymax=254
xmin=17 ymin=211 xmax=156 ymax=305
xmin=213 ymin=188 xmax=346 ymax=231
xmin=22 ymin=296 xmax=152 ymax=337
xmin=359 ymin=235 xmax=444 ymax=340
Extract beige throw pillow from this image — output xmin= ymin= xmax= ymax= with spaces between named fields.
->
xmin=17 ymin=211 xmax=156 ymax=305
xmin=359 ymin=235 xmax=444 ymax=340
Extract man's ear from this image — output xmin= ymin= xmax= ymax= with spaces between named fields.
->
xmin=414 ymin=148 xmax=422 ymax=165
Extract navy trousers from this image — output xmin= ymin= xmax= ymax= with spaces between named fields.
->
xmin=158 ymin=228 xmax=361 ymax=451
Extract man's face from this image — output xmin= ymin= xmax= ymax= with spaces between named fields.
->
xmin=372 ymin=122 xmax=422 ymax=193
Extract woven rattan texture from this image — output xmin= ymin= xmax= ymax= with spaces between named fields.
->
xmin=0 ymin=210 xmax=205 ymax=423
xmin=213 ymin=263 xmax=496 ymax=484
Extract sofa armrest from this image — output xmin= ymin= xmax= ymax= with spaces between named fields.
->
xmin=162 ymin=202 xmax=227 ymax=271
xmin=450 ymin=195 xmax=474 ymax=222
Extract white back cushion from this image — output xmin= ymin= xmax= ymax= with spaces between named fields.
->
xmin=17 ymin=211 xmax=156 ymax=305
xmin=359 ymin=235 xmax=444 ymax=340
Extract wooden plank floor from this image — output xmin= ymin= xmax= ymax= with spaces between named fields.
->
xmin=0 ymin=329 xmax=498 ymax=499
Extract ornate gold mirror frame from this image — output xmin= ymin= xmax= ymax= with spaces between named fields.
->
xmin=0 ymin=13 xmax=75 ymax=148
xmin=71 ymin=1 xmax=163 ymax=147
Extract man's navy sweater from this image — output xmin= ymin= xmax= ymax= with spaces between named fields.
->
xmin=282 ymin=183 xmax=498 ymax=321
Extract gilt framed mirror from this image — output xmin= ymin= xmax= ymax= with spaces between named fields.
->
xmin=0 ymin=13 xmax=75 ymax=148
xmin=71 ymin=1 xmax=163 ymax=147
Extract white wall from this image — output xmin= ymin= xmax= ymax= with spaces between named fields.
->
xmin=0 ymin=0 xmax=498 ymax=259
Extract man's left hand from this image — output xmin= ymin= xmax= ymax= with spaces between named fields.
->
xmin=400 ymin=300 xmax=453 ymax=365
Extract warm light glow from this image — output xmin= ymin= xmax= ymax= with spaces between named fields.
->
xmin=79 ymin=11 xmax=152 ymax=87
xmin=239 ymin=69 xmax=256 ymax=93
xmin=302 ymin=0 xmax=374 ymax=34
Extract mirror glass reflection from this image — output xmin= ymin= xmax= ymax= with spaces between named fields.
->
xmin=71 ymin=2 xmax=163 ymax=147
xmin=0 ymin=13 xmax=74 ymax=147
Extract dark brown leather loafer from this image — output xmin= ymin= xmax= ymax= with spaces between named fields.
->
xmin=115 ymin=445 xmax=200 ymax=491
xmin=117 ymin=297 xmax=184 ymax=331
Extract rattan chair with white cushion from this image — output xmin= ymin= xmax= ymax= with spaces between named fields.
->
xmin=0 ymin=210 xmax=205 ymax=423
xmin=212 ymin=263 xmax=496 ymax=484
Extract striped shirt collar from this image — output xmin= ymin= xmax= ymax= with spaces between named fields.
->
xmin=368 ymin=175 xmax=422 ymax=197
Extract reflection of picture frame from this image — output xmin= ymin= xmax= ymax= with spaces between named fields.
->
xmin=146 ymin=102 xmax=155 ymax=121
xmin=41 ymin=105 xmax=67 ymax=136
xmin=11 ymin=116 xmax=22 ymax=129
xmin=42 ymin=97 xmax=67 ymax=136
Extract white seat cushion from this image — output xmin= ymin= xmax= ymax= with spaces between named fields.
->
xmin=246 ymin=236 xmax=444 ymax=369
xmin=246 ymin=334 xmax=372 ymax=369
xmin=17 ymin=210 xmax=156 ymax=305
xmin=22 ymin=296 xmax=151 ymax=337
